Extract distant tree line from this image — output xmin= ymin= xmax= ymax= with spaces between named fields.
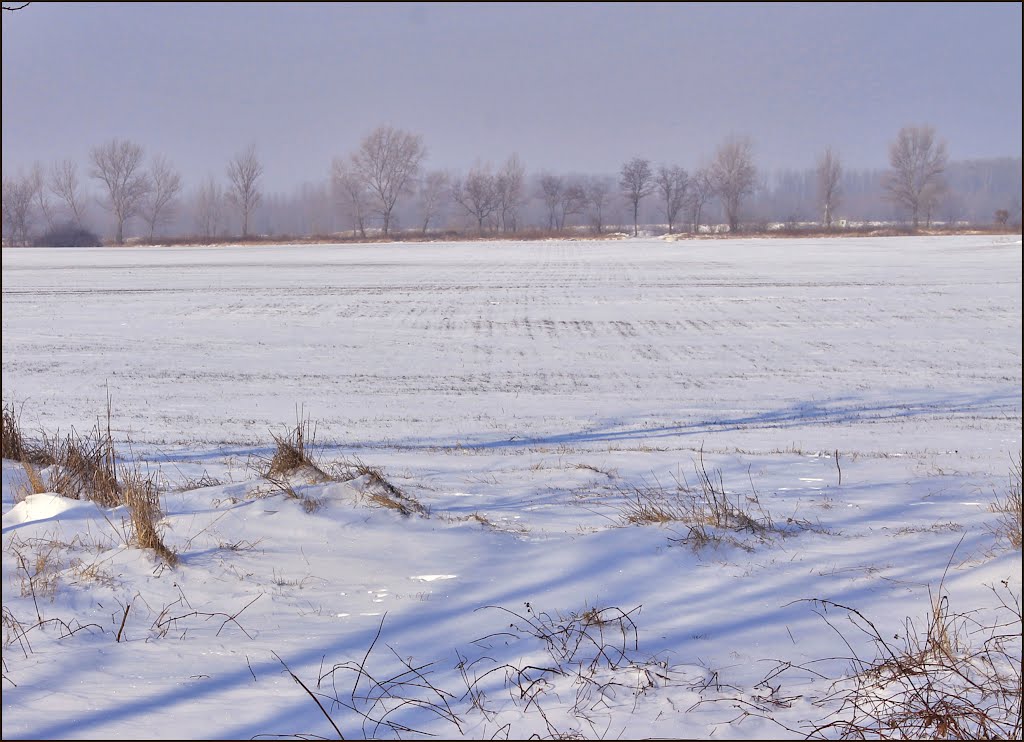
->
xmin=3 ymin=124 xmax=1021 ymax=246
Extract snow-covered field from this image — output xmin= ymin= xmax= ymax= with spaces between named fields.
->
xmin=2 ymin=235 xmax=1021 ymax=739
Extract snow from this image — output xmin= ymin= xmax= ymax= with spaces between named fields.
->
xmin=2 ymin=234 xmax=1021 ymax=739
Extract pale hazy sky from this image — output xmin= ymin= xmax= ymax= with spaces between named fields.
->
xmin=3 ymin=2 xmax=1021 ymax=193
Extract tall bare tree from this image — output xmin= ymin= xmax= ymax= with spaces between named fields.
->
xmin=451 ymin=165 xmax=499 ymax=235
xmin=351 ymin=125 xmax=426 ymax=236
xmin=30 ymin=163 xmax=54 ymax=232
xmin=620 ymin=157 xmax=654 ymax=236
xmin=558 ymin=181 xmax=587 ymax=230
xmin=417 ymin=170 xmax=450 ymax=235
xmin=195 ymin=176 xmax=225 ymax=239
xmin=655 ymin=165 xmax=688 ymax=234
xmin=816 ymin=147 xmax=842 ymax=229
xmin=141 ymin=155 xmax=183 ymax=240
xmin=90 ymin=138 xmax=150 ymax=245
xmin=2 ymin=172 xmax=39 ymax=245
xmin=495 ymin=154 xmax=525 ymax=232
xmin=538 ymin=174 xmax=564 ymax=230
xmin=331 ymin=157 xmax=370 ymax=239
xmin=584 ymin=177 xmax=612 ymax=235
xmin=710 ymin=136 xmax=757 ymax=232
xmin=883 ymin=125 xmax=948 ymax=229
xmin=227 ymin=144 xmax=263 ymax=238
xmin=49 ymin=159 xmax=85 ymax=226
xmin=686 ymin=167 xmax=713 ymax=234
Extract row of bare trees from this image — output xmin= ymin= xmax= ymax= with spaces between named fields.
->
xmin=1 ymin=123 xmax=991 ymax=246
xmin=618 ymin=135 xmax=759 ymax=237
xmin=2 ymin=138 xmax=268 ymax=245
xmin=615 ymin=125 xmax=948 ymax=235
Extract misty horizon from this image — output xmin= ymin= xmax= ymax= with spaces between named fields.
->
xmin=3 ymin=2 xmax=1022 ymax=194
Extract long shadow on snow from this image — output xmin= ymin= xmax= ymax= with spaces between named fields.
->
xmin=352 ymin=387 xmax=1021 ymax=452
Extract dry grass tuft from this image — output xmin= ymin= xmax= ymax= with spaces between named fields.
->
xmin=17 ymin=461 xmax=49 ymax=502
xmin=178 ymin=471 xmax=224 ymax=491
xmin=3 ymin=399 xmax=179 ymax=566
xmin=619 ymin=450 xmax=774 ymax=548
xmin=990 ymin=452 xmax=1022 ymax=549
xmin=262 ymin=416 xmax=329 ymax=481
xmin=2 ymin=401 xmax=26 ymax=461
xmin=43 ymin=426 xmax=121 ymax=507
xmin=120 ymin=466 xmax=177 ymax=566
xmin=331 ymin=457 xmax=427 ymax=516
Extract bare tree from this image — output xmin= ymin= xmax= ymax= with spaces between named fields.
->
xmin=89 ymin=138 xmax=150 ymax=245
xmin=655 ymin=165 xmax=688 ymax=234
xmin=883 ymin=125 xmax=949 ymax=230
xmin=417 ymin=170 xmax=449 ymax=235
xmin=141 ymin=155 xmax=183 ymax=241
xmin=816 ymin=147 xmax=842 ymax=229
xmin=538 ymin=174 xmax=564 ymax=230
xmin=2 ymin=172 xmax=39 ymax=245
xmin=451 ymin=165 xmax=499 ymax=235
xmin=195 ymin=176 xmax=225 ymax=239
xmin=584 ymin=177 xmax=612 ymax=234
xmin=620 ymin=157 xmax=654 ymax=236
xmin=686 ymin=167 xmax=713 ymax=234
xmin=30 ymin=163 xmax=54 ymax=232
xmin=331 ymin=157 xmax=370 ymax=239
xmin=710 ymin=136 xmax=757 ymax=233
xmin=351 ymin=125 xmax=426 ymax=236
xmin=226 ymin=144 xmax=263 ymax=238
xmin=558 ymin=181 xmax=587 ymax=230
xmin=495 ymin=154 xmax=525 ymax=232
xmin=49 ymin=159 xmax=86 ymax=226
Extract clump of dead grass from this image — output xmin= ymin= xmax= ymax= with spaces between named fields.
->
xmin=43 ymin=425 xmax=121 ymax=507
xmin=619 ymin=449 xmax=774 ymax=548
xmin=255 ymin=414 xmax=335 ymax=513
xmin=3 ymin=402 xmax=121 ymax=506
xmin=3 ymin=398 xmax=176 ymax=565
xmin=801 ymin=580 xmax=1022 ymax=740
xmin=333 ymin=457 xmax=428 ymax=516
xmin=2 ymin=401 xmax=54 ymax=466
xmin=17 ymin=461 xmax=48 ymax=502
xmin=2 ymin=401 xmax=26 ymax=461
xmin=260 ymin=415 xmax=329 ymax=481
xmin=990 ymin=452 xmax=1022 ymax=549
xmin=120 ymin=465 xmax=177 ymax=566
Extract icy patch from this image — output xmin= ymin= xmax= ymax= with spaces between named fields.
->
xmin=411 ymin=574 xmax=457 ymax=582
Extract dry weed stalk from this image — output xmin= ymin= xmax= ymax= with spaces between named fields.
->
xmin=799 ymin=566 xmax=1022 ymax=740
